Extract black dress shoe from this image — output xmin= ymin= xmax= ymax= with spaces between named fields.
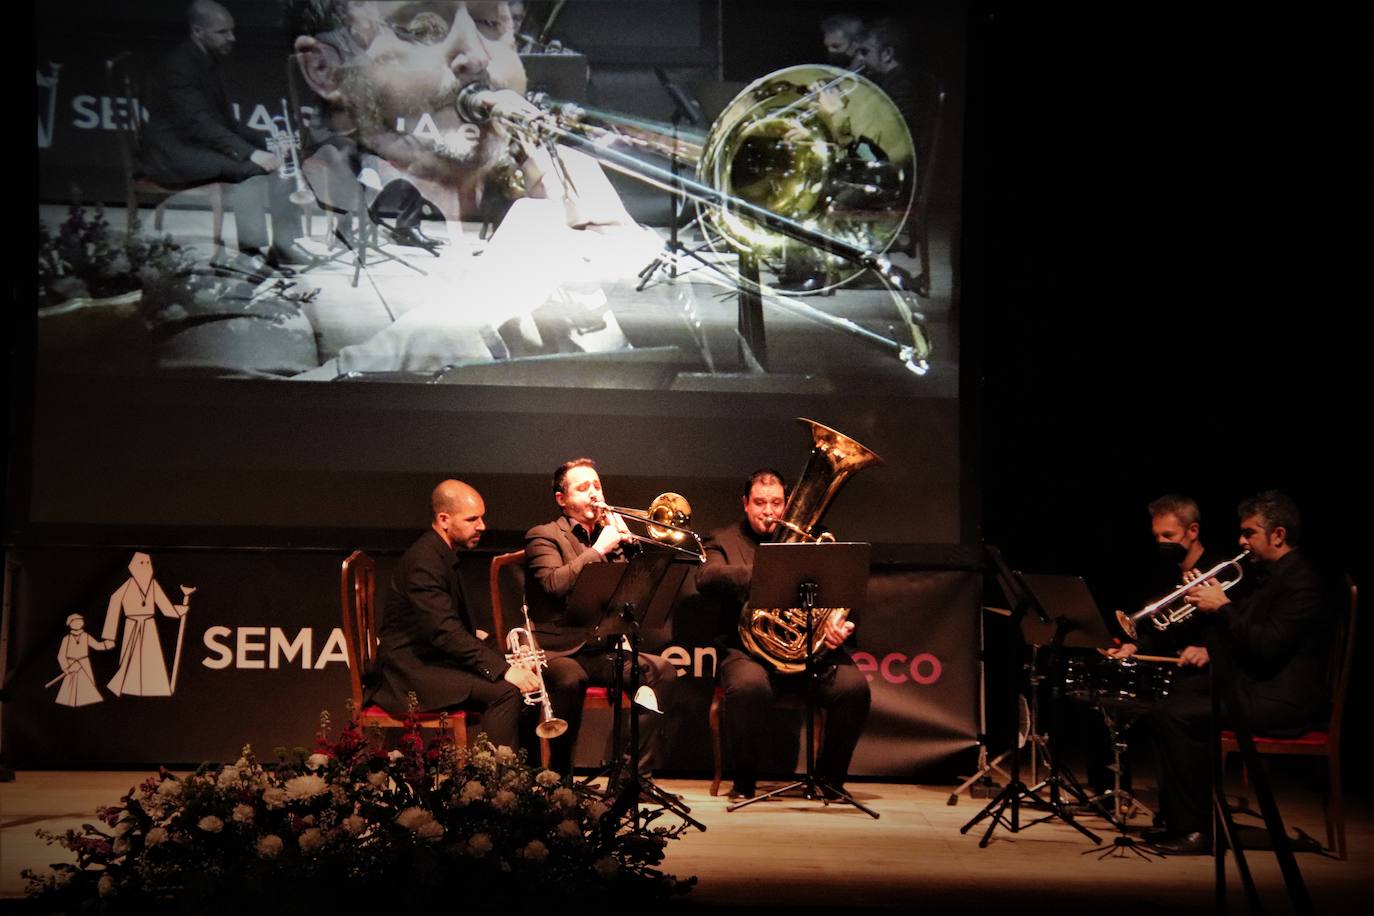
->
xmin=386 ymin=224 xmax=444 ymax=253
xmin=1151 ymin=831 xmax=1212 ymax=855
xmin=727 ymin=782 xmax=756 ymax=800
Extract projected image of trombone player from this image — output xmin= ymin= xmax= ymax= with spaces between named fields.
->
xmin=285 ymin=1 xmax=664 ymax=377
xmin=1141 ymin=491 xmax=1329 ymax=855
xmin=696 ymin=469 xmax=871 ymax=800
xmin=523 ymin=459 xmax=680 ymax=777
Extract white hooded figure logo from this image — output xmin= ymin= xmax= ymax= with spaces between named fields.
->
xmin=51 ymin=613 xmax=114 ymax=707
xmin=101 ymin=552 xmax=190 ymax=697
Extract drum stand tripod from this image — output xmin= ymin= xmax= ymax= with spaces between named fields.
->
xmin=1083 ymin=701 xmax=1160 ymax=860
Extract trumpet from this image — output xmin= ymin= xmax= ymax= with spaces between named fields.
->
xmin=1116 ymin=549 xmax=1250 ymax=640
xmin=504 ymin=607 xmax=568 ymax=738
xmin=265 ymin=99 xmax=315 ymax=207
xmin=591 ymin=493 xmax=706 ymax=562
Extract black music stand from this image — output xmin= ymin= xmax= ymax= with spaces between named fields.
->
xmin=960 ymin=548 xmax=1113 ymax=846
xmin=570 ymin=549 xmax=705 ymax=832
xmin=727 ymin=542 xmax=878 ymax=818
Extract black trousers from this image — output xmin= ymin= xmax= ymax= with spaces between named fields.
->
xmin=453 ymin=677 xmax=525 ymax=751
xmin=718 ymin=647 xmax=871 ymax=789
xmin=1144 ymin=671 xmax=1318 ymax=835
xmin=538 ymin=647 xmax=679 ymax=776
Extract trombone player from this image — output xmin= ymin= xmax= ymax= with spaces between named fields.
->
xmin=1143 ymin=491 xmax=1328 ymax=854
xmin=524 ymin=459 xmax=679 ymax=777
xmin=696 ymin=469 xmax=871 ymax=800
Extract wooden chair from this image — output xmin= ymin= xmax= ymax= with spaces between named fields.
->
xmin=340 ymin=550 xmax=468 ymax=747
xmin=488 ymin=549 xmax=629 ymax=771
xmin=105 ymin=53 xmax=224 ymax=245
xmin=1220 ymin=575 xmax=1357 ymax=859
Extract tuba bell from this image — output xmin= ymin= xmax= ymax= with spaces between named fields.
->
xmin=738 ymin=418 xmax=883 ymax=673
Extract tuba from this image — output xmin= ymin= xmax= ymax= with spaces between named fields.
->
xmin=738 ymin=418 xmax=883 ymax=673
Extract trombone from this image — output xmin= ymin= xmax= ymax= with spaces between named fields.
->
xmin=592 ymin=493 xmax=706 ymax=562
xmin=454 ymin=65 xmax=931 ymax=375
xmin=1116 ymin=549 xmax=1250 ymax=640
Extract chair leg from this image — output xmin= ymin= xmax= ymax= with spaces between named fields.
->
xmin=1328 ymin=751 xmax=1345 ymax=859
xmin=210 ymin=184 xmax=225 ymax=247
xmin=709 ymin=690 xmax=723 ymax=797
xmin=154 ymin=198 xmax=168 ymax=232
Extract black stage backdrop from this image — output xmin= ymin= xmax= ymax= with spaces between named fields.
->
xmin=2 ymin=546 xmax=977 ymax=776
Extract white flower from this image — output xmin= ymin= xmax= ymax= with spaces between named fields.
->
xmin=584 ymin=800 xmax=608 ymax=819
xmin=156 ymin=780 xmax=182 ymax=799
xmin=459 ymin=780 xmax=486 ymax=803
xmin=536 ymin=769 xmax=561 ymax=787
xmin=593 ymin=856 xmax=620 ymax=878
xmin=342 ymin=815 xmax=367 ymax=836
xmin=306 ymin=753 xmax=330 ymax=771
xmin=557 ymin=819 xmax=582 ymax=839
xmin=495 ymin=745 xmax=517 ymax=765
xmin=491 ymin=789 xmax=517 ymax=812
xmin=284 ymin=774 xmax=329 ymax=801
xmin=467 ymin=833 xmax=493 ymax=857
xmin=216 ymin=766 xmax=240 ymax=788
xmin=521 ymin=839 xmax=549 ymax=864
xmin=256 ymin=834 xmax=284 ymax=859
xmin=298 ymin=827 xmax=325 ymax=854
xmin=231 ymin=804 xmax=254 ymax=824
xmin=97 ymin=874 xmax=116 ymax=897
xmin=145 ymin=827 xmax=168 ymax=846
xmin=197 ymin=816 xmax=224 ymax=833
xmin=395 ymin=806 xmax=442 ymax=841
xmin=551 ymin=787 xmax=577 ymax=809
xmin=235 ymin=756 xmax=251 ymax=769
xmin=262 ymin=788 xmax=288 ymax=810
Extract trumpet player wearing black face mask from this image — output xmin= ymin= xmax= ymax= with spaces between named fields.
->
xmin=523 ymin=459 xmax=679 ymax=777
xmin=696 ymin=470 xmax=871 ymax=801
xmin=1107 ymin=494 xmax=1228 ymax=669
xmin=1143 ymin=491 xmax=1329 ymax=855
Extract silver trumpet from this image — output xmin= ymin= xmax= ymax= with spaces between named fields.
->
xmin=505 ymin=607 xmax=569 ymax=738
xmin=1116 ymin=549 xmax=1250 ymax=640
xmin=266 ymin=99 xmax=315 ymax=207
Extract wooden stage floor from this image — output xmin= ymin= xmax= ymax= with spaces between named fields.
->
xmin=2 ymin=771 xmax=1367 ymax=913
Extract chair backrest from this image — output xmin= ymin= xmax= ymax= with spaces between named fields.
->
xmin=488 ymin=549 xmax=527 ymax=643
xmin=1326 ymin=575 xmax=1357 ymax=743
xmin=340 ymin=550 xmax=378 ymax=711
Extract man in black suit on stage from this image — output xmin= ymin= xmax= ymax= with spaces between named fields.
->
xmin=140 ymin=1 xmax=303 ymax=267
xmin=1145 ymin=490 xmax=1329 ymax=854
xmin=696 ymin=469 xmax=871 ymax=800
xmin=524 ymin=458 xmax=678 ymax=776
xmin=367 ymin=479 xmax=539 ymax=749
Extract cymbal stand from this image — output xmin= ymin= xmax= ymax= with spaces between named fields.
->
xmin=1084 ymin=702 xmax=1160 ymax=860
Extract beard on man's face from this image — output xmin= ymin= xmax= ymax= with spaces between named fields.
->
xmin=338 ymin=64 xmax=508 ymax=182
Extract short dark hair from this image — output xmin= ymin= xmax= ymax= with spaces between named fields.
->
xmin=1148 ymin=493 xmax=1200 ymax=527
xmin=821 ymin=13 xmax=864 ymax=42
xmin=743 ymin=468 xmax=787 ymax=499
xmin=864 ymin=17 xmax=911 ymax=62
xmin=1238 ymin=490 xmax=1302 ymax=544
xmin=280 ymin=0 xmax=350 ymax=43
xmin=553 ymin=458 xmax=597 ymax=496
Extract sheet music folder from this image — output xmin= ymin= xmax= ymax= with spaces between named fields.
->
xmin=564 ymin=554 xmax=690 ymax=639
xmin=750 ymin=542 xmax=871 ymax=610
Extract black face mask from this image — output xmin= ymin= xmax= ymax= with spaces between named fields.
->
xmin=828 ymin=52 xmax=854 ymax=67
xmin=1156 ymin=541 xmax=1188 ymax=564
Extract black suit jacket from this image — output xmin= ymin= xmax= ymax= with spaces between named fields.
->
xmin=697 ymin=519 xmax=764 ymax=650
xmin=139 ymin=40 xmax=266 ymax=186
xmin=366 ymin=529 xmax=509 ymax=715
xmin=1217 ymin=548 xmax=1328 ymax=725
xmin=524 ymin=515 xmax=624 ymax=653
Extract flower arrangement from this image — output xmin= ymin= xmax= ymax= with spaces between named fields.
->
xmin=37 ymin=206 xmax=191 ymax=309
xmin=24 ymin=710 xmax=694 ymax=912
